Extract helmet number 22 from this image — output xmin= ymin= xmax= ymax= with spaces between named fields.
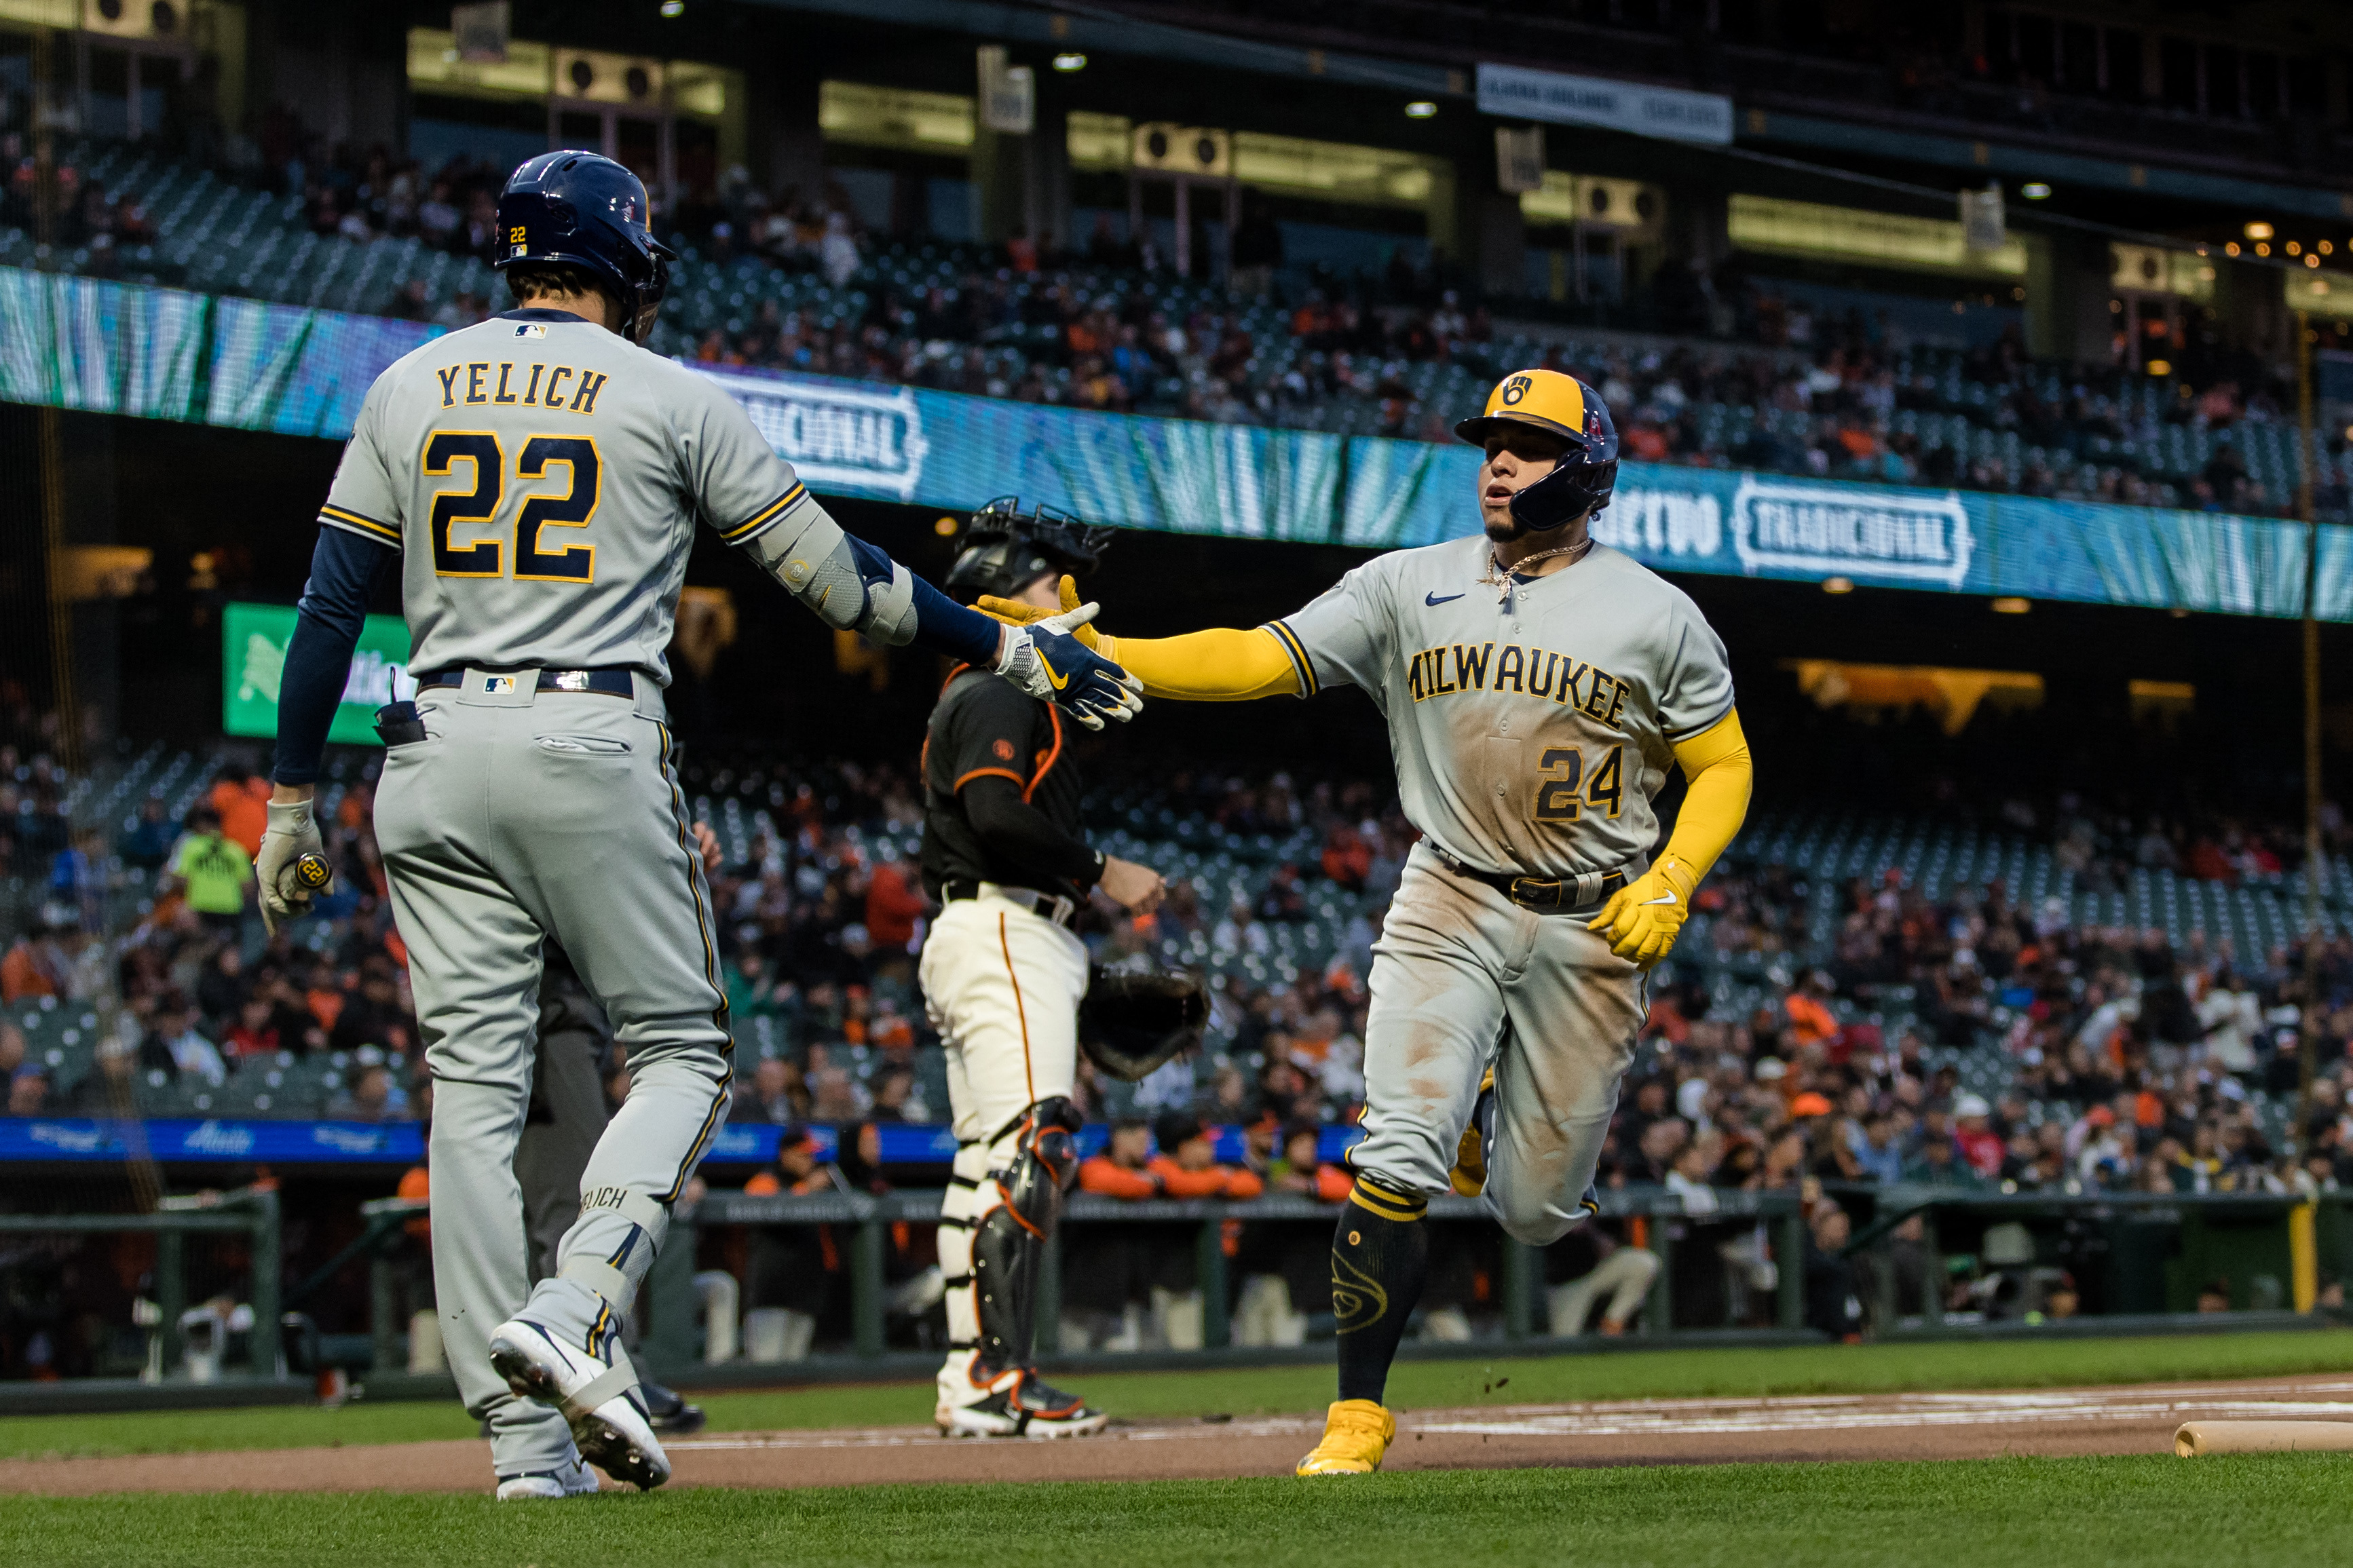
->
xmin=1532 ymin=744 xmax=1623 ymax=822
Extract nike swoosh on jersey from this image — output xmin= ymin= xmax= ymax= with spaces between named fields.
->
xmin=1640 ymin=890 xmax=1679 ymax=906
xmin=1425 ymin=591 xmax=1465 ymax=606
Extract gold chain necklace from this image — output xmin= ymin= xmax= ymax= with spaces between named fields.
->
xmin=1482 ymin=536 xmax=1593 ymax=603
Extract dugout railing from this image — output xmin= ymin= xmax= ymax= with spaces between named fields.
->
xmin=652 ymin=1185 xmax=2349 ymax=1373
xmin=0 ymin=1185 xmax=282 ymax=1382
xmin=9 ymin=1184 xmax=2350 ymax=1403
xmin=652 ymin=1186 xmax=1814 ymax=1373
xmin=1826 ymin=1184 xmax=2338 ymax=1329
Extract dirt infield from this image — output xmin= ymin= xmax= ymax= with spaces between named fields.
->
xmin=14 ymin=1375 xmax=2353 ymax=1495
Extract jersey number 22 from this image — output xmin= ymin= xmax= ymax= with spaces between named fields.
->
xmin=426 ymin=431 xmax=601 ymax=584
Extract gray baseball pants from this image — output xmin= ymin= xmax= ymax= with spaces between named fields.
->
xmin=1348 ymin=843 xmax=1643 ymax=1242
xmin=372 ymin=670 xmax=730 ymax=1474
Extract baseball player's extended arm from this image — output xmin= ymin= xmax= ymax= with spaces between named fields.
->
xmin=977 ymin=577 xmax=1301 ymax=700
xmin=259 ymin=525 xmax=399 ymax=931
xmin=1588 ymin=709 xmax=1752 ymax=967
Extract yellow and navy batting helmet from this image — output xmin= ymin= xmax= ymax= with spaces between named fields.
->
xmin=1454 ymin=368 xmax=1619 ymax=530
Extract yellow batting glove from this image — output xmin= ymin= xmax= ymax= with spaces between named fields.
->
xmin=975 ymin=574 xmax=1104 ymax=651
xmin=1587 ymin=855 xmax=1697 ymax=968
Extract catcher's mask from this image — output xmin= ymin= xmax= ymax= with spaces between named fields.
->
xmin=1078 ymin=958 xmax=1209 ymax=1082
xmin=944 ymin=496 xmax=1116 ymax=603
xmin=1454 ymin=368 xmax=1619 ymax=534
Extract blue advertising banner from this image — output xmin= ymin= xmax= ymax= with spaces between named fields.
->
xmin=0 ymin=1115 xmax=1361 ymax=1166
xmin=0 ymin=1117 xmax=425 ymax=1164
xmin=3 ymin=267 xmax=2347 ymax=621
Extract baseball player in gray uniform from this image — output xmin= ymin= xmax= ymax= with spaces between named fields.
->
xmin=980 ymin=368 xmax=1754 ymax=1475
xmin=252 ymin=151 xmax=1140 ymax=1499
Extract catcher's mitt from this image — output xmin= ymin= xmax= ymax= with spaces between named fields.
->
xmin=1079 ymin=959 xmax=1209 ymax=1082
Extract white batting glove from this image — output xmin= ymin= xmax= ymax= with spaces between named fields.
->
xmin=256 ymin=797 xmax=332 ymax=936
xmin=995 ymin=602 xmax=1144 ymax=730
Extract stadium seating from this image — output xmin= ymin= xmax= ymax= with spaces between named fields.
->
xmin=6 ymin=134 xmax=2347 ymax=525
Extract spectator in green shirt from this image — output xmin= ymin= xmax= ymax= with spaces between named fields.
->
xmin=168 ymin=807 xmax=252 ymax=935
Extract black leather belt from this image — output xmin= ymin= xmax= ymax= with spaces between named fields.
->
xmin=941 ymin=878 xmax=1080 ymax=929
xmin=414 ymin=666 xmax=636 ymax=697
xmin=1431 ymin=844 xmax=1630 ymax=913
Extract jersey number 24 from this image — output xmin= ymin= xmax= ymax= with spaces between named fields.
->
xmin=425 ymin=431 xmax=601 ymax=584
xmin=1532 ymin=744 xmax=1623 ymax=822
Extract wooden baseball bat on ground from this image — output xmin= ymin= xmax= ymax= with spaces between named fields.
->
xmin=2175 ymin=1421 xmax=2353 ymax=1457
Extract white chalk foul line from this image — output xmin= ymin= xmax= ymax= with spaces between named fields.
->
xmin=666 ymin=1383 xmax=2353 ymax=1453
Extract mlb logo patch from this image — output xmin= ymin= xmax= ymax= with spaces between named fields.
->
xmin=514 ymin=323 xmax=547 ymax=338
xmin=483 ymin=675 xmax=519 ymax=695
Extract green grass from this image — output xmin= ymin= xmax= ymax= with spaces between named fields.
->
xmin=9 ymin=1328 xmax=2353 ymax=1460
xmin=7 ymin=1455 xmax=2353 ymax=1567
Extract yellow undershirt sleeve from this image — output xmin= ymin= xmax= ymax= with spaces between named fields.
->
xmin=1095 ymin=627 xmax=1303 ymax=702
xmin=1658 ymin=708 xmax=1752 ymax=887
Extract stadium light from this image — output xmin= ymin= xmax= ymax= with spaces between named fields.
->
xmin=1991 ymin=597 xmax=2031 ymax=615
xmin=935 ymin=516 xmax=959 ymax=536
xmin=1405 ymin=101 xmax=1438 ymax=118
xmin=1821 ymin=577 xmax=1854 ymax=594
xmin=2246 ymin=221 xmax=2275 ymax=240
xmin=2020 ymin=183 xmax=2052 ymax=200
xmin=2146 ymin=359 xmax=2173 ymax=375
xmin=1053 ymin=52 xmax=1087 ymax=72
xmin=659 ymin=0 xmax=683 ymax=14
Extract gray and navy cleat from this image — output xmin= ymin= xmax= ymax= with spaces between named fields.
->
xmin=488 ymin=1309 xmax=671 ymax=1491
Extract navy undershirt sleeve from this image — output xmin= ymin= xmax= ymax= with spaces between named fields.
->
xmin=271 ymin=527 xmax=398 ymax=786
xmin=909 ymin=573 xmax=1006 ymax=667
xmin=840 ymin=532 xmax=1004 ymax=666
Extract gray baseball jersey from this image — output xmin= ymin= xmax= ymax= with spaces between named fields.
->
xmin=317 ymin=307 xmax=810 ymax=680
xmin=1266 ymin=535 xmax=1733 ymax=879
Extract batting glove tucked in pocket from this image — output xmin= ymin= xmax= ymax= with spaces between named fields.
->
xmin=996 ymin=601 xmax=1144 ymax=729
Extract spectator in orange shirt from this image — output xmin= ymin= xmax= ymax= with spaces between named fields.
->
xmin=1621 ymin=420 xmax=1670 ymax=462
xmin=1269 ymin=1120 xmax=1353 ymax=1203
xmin=1 ymin=920 xmax=66 ymax=1002
xmin=744 ymin=1123 xmax=836 ymax=1198
xmin=1320 ymin=824 xmax=1372 ymax=890
xmin=1785 ymin=971 xmax=1839 ymax=1050
xmin=1078 ymin=1117 xmax=1160 ymax=1199
xmin=208 ymin=765 xmax=271 ymax=858
xmin=743 ymin=1125 xmax=845 ymax=1354
xmin=863 ymin=858 xmax=927 ymax=954
xmin=1148 ymin=1113 xmax=1265 ymax=1200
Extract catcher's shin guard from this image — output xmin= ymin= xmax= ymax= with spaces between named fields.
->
xmin=939 ymin=1098 xmax=1099 ymax=1434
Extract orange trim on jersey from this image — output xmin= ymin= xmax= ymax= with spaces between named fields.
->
xmin=953 ymin=766 xmax=1026 ymax=791
xmin=1022 ymin=704 xmax=1065 ymax=803
xmin=998 ymin=911 xmax=1036 ymax=1109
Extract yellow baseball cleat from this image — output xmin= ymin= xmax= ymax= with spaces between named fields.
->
xmin=1448 ymin=1069 xmax=1496 ymax=1197
xmin=1295 ymin=1399 xmax=1397 ymax=1475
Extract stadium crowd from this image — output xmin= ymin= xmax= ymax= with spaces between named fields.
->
xmin=6 ymin=113 xmax=2345 ymax=527
xmin=5 ymin=699 xmax=2351 ymax=1177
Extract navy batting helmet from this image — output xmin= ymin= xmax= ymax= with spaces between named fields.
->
xmin=944 ymin=497 xmax=1115 ymax=603
xmin=1455 ymin=369 xmax=1619 ymax=533
xmin=494 ymin=151 xmax=675 ymax=344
